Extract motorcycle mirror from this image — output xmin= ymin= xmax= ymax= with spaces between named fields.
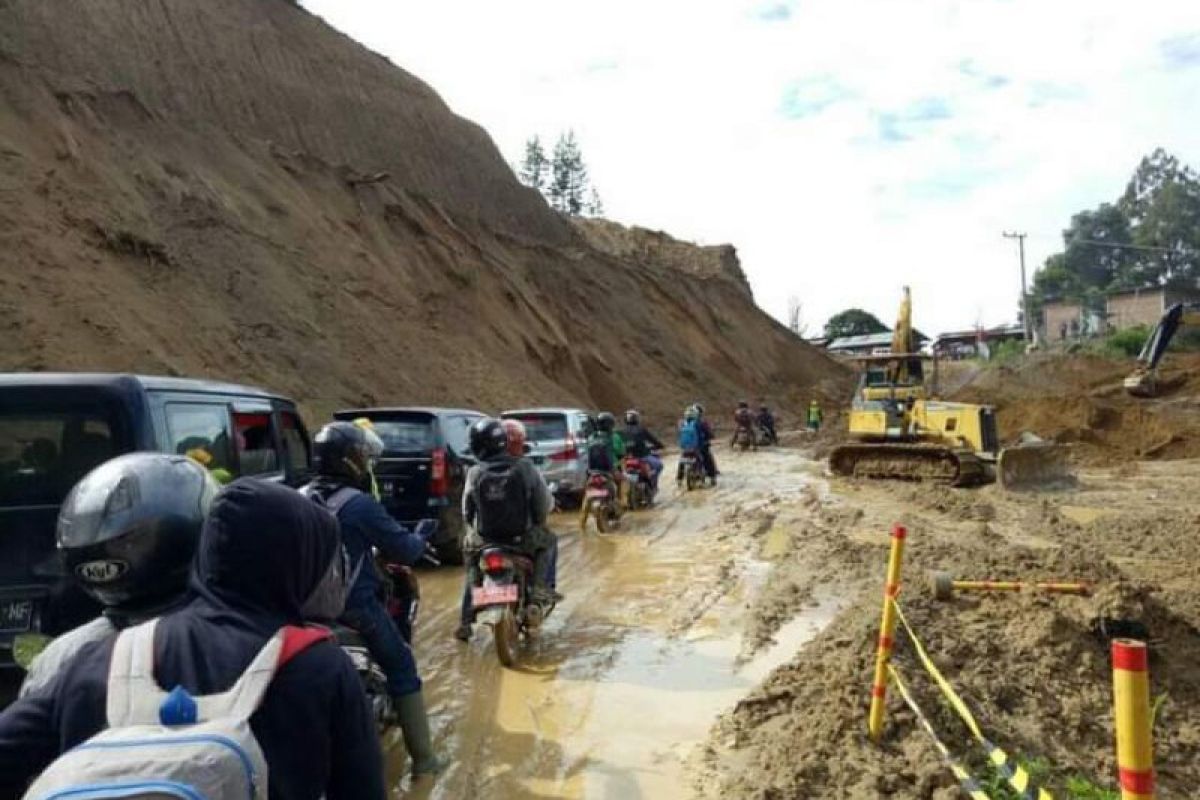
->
xmin=523 ymin=443 xmax=533 ymax=455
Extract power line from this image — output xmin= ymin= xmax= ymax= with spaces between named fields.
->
xmin=1070 ymin=239 xmax=1176 ymax=253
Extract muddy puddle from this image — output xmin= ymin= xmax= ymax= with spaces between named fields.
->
xmin=390 ymin=449 xmax=841 ymax=799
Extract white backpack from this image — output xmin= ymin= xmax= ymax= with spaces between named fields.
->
xmin=24 ymin=619 xmax=329 ymax=800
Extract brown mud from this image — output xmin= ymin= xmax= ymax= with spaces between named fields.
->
xmin=695 ymin=455 xmax=1200 ymax=799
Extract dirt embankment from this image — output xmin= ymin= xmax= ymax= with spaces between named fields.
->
xmin=697 ymin=461 xmax=1200 ymax=798
xmin=0 ymin=0 xmax=850 ymax=423
xmin=949 ymin=353 xmax=1200 ymax=465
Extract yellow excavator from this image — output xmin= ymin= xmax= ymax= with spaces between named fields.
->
xmin=1123 ymin=302 xmax=1200 ymax=397
xmin=829 ymin=287 xmax=1069 ymax=488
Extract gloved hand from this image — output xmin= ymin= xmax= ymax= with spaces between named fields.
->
xmin=414 ymin=519 xmax=439 ymax=541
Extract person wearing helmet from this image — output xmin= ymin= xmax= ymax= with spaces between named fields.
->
xmin=0 ymin=478 xmax=384 ymax=800
xmin=732 ymin=400 xmax=757 ymax=450
xmin=757 ymin=402 xmax=778 ymax=445
xmin=457 ymin=418 xmax=556 ymax=641
xmin=621 ymin=410 xmax=665 ymax=492
xmin=300 ymin=421 xmax=443 ymax=777
xmin=18 ymin=454 xmax=217 ymax=699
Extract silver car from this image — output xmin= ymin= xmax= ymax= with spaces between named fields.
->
xmin=500 ymin=407 xmax=592 ymax=506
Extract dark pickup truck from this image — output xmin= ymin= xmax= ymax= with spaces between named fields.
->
xmin=0 ymin=373 xmax=313 ymax=669
xmin=334 ymin=407 xmax=484 ymax=563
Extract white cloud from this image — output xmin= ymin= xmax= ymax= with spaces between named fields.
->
xmin=301 ymin=0 xmax=1200 ymax=336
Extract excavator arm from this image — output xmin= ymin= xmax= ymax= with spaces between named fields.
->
xmin=1125 ymin=302 xmax=1200 ymax=397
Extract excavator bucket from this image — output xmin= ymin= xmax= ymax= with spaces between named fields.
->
xmin=997 ymin=441 xmax=1071 ymax=490
xmin=1123 ymin=368 xmax=1159 ymax=398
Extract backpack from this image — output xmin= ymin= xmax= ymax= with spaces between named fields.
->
xmin=23 ymin=619 xmax=331 ymax=800
xmin=678 ymin=420 xmax=700 ymax=452
xmin=474 ymin=461 xmax=530 ymax=544
xmin=587 ymin=434 xmax=613 ymax=472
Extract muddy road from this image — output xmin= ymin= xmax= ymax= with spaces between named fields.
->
xmin=390 ymin=446 xmax=835 ymax=799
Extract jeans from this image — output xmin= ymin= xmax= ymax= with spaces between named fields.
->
xmin=644 ymin=454 xmax=664 ymax=488
xmin=700 ymin=445 xmax=717 ymax=479
xmin=341 ymin=599 xmax=421 ymax=697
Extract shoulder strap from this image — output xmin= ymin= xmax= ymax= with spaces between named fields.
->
xmin=106 ymin=619 xmax=169 ymax=728
xmin=195 ymin=625 xmax=334 ymax=722
xmin=323 ymin=486 xmax=362 ymax=515
xmin=106 ymin=622 xmax=334 ymax=727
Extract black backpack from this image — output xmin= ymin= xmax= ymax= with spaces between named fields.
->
xmin=475 ymin=461 xmax=531 ymax=543
xmin=587 ymin=435 xmax=614 ymax=472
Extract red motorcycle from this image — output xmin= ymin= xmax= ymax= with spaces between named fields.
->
xmin=578 ymin=470 xmax=621 ymax=532
xmin=622 ymin=456 xmax=655 ymax=510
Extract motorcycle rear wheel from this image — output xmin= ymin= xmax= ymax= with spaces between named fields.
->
xmin=594 ymin=501 xmax=609 ymax=532
xmin=494 ymin=606 xmax=520 ymax=667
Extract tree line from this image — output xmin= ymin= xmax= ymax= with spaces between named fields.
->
xmin=518 ymin=132 xmax=604 ymax=217
xmin=1030 ymin=148 xmax=1200 ymax=315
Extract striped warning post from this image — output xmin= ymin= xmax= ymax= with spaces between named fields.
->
xmin=1112 ymin=639 xmax=1154 ymax=799
xmin=887 ymin=664 xmax=990 ymax=800
xmin=868 ymin=523 xmax=907 ymax=742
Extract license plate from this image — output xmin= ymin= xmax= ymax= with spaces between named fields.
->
xmin=472 ymin=584 xmax=519 ymax=608
xmin=532 ymin=456 xmax=546 ymax=466
xmin=586 ymin=488 xmax=608 ymax=499
xmin=0 ymin=600 xmax=33 ymax=633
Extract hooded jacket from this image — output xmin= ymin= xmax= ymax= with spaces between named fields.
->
xmin=0 ymin=479 xmax=384 ymax=800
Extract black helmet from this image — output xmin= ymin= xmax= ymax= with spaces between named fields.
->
xmin=738 ymin=400 xmax=749 ymax=409
xmin=313 ymin=422 xmax=371 ymax=483
xmin=695 ymin=403 xmax=705 ymax=416
xmin=624 ymin=409 xmax=640 ymax=426
xmin=469 ymin=418 xmax=508 ymax=460
xmin=580 ymin=416 xmax=596 ymax=437
xmin=597 ymin=412 xmax=616 ymax=433
xmin=57 ymin=453 xmax=217 ymax=613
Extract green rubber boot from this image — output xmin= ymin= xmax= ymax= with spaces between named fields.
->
xmin=394 ymin=691 xmax=444 ymax=777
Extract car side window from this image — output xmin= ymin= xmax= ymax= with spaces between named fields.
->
xmin=165 ymin=403 xmax=235 ymax=482
xmin=279 ymin=411 xmax=310 ymax=475
xmin=443 ymin=415 xmax=475 ymax=456
xmin=232 ymin=411 xmax=279 ymax=476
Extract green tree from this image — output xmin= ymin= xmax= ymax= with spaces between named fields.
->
xmin=548 ymin=131 xmax=588 ymax=216
xmin=824 ymin=308 xmax=889 ymax=339
xmin=518 ymin=136 xmax=548 ymax=192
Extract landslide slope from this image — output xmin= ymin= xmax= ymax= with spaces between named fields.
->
xmin=0 ymin=0 xmax=848 ymax=421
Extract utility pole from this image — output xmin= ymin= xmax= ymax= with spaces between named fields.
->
xmin=1003 ymin=231 xmax=1031 ymax=342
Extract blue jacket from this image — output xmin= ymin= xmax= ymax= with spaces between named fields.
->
xmin=0 ymin=479 xmax=384 ymax=800
xmin=309 ymin=483 xmax=428 ymax=609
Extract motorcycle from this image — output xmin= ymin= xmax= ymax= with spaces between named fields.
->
xmin=578 ymin=470 xmax=621 ymax=532
xmin=471 ymin=545 xmax=556 ymax=667
xmin=622 ymin=456 xmax=656 ymax=510
xmin=732 ymin=425 xmax=757 ymax=452
xmin=677 ymin=449 xmax=706 ymax=491
xmin=756 ymin=427 xmax=778 ymax=447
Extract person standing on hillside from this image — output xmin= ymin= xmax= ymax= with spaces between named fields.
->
xmin=301 ymin=422 xmax=443 ymax=778
xmin=807 ymin=399 xmax=824 ymax=432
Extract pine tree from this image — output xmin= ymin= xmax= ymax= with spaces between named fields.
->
xmin=518 ymin=136 xmax=548 ymax=192
xmin=585 ymin=186 xmax=605 ymax=217
xmin=550 ymin=131 xmax=589 ymax=216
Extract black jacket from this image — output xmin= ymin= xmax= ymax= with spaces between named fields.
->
xmin=0 ymin=479 xmax=384 ymax=800
xmin=622 ymin=424 xmax=664 ymax=458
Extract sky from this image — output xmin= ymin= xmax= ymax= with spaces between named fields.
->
xmin=301 ymin=0 xmax=1200 ymax=337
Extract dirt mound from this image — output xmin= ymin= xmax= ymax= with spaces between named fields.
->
xmin=952 ymin=353 xmax=1200 ymax=465
xmin=0 ymin=0 xmax=849 ymax=421
xmin=697 ymin=465 xmax=1200 ymax=798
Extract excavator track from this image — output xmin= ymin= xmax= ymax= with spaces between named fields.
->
xmin=828 ymin=443 xmax=987 ymax=487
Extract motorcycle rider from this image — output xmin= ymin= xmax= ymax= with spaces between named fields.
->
xmin=587 ymin=411 xmax=626 ymax=502
xmin=20 ymin=454 xmax=216 ymax=698
xmin=757 ymin=402 xmax=778 ymax=444
xmin=622 ymin=409 xmax=665 ymax=492
xmin=0 ymin=478 xmax=386 ymax=800
xmin=457 ymin=418 xmax=556 ymax=642
xmin=677 ymin=405 xmax=704 ymax=483
xmin=301 ymin=421 xmax=442 ymax=778
xmin=732 ymin=400 xmax=757 ymax=449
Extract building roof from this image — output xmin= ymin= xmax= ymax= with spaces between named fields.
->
xmin=934 ymin=324 xmax=1024 ymax=345
xmin=826 ymin=332 xmax=896 ymax=351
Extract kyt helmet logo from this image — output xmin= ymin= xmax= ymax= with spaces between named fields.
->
xmin=75 ymin=560 xmax=129 ymax=584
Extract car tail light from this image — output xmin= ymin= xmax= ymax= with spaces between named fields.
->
xmin=430 ymin=448 xmax=448 ymax=497
xmin=482 ymin=552 xmax=510 ymax=573
xmin=550 ymin=434 xmax=579 ymax=462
